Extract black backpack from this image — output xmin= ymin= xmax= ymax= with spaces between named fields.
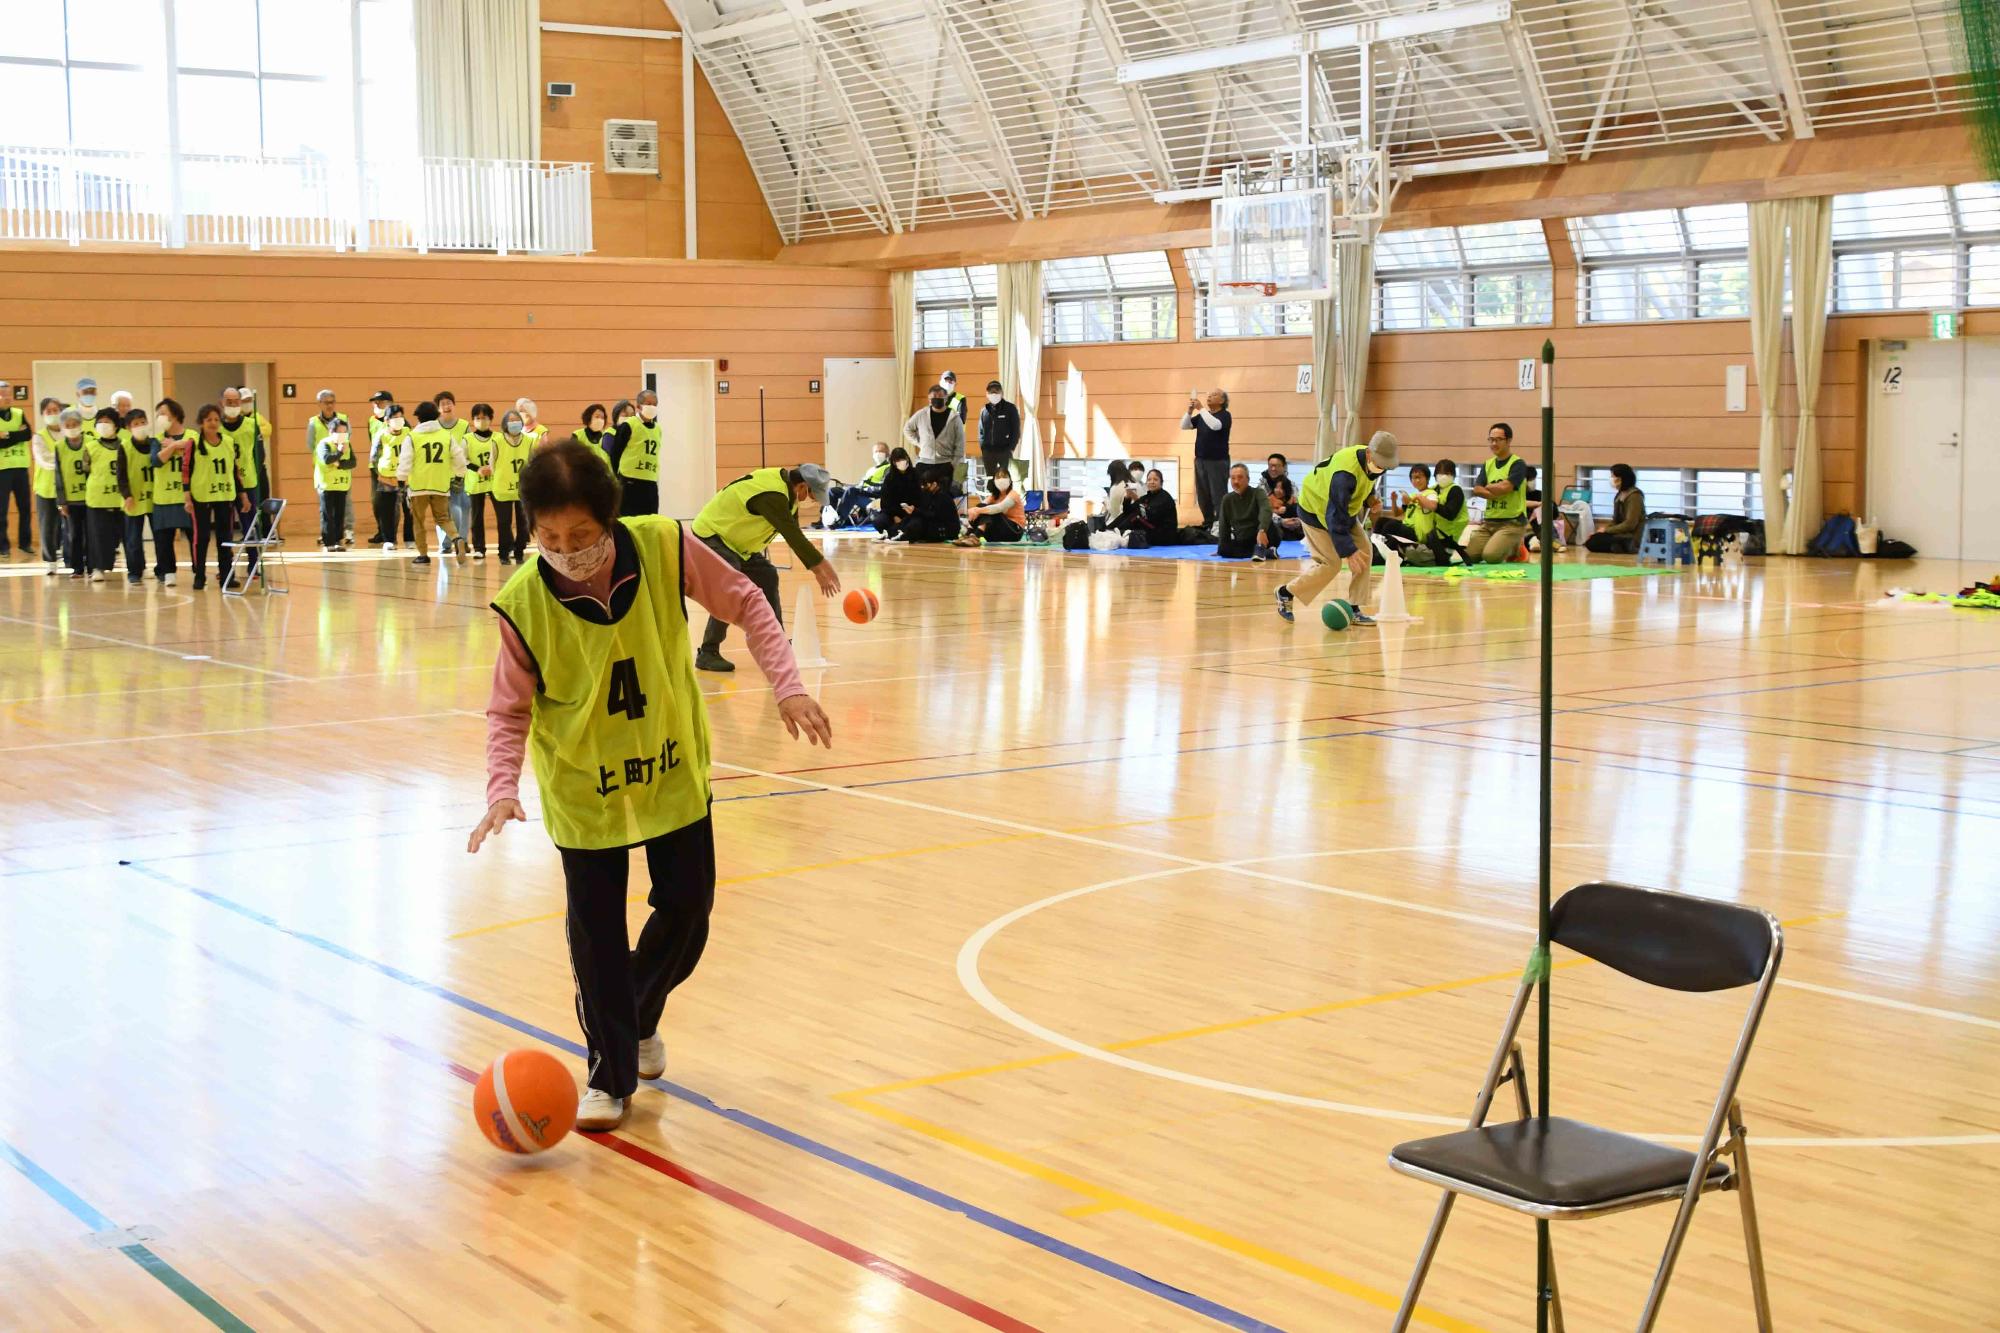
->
xmin=1062 ymin=520 xmax=1089 ymax=551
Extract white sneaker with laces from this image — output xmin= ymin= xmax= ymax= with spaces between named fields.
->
xmin=637 ymin=1033 xmax=666 ymax=1080
xmin=163 ymin=573 xmax=177 ymax=586
xmin=576 ymin=1088 xmax=627 ymax=1131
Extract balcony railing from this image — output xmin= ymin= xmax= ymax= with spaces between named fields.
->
xmin=0 ymin=148 xmax=593 ymax=256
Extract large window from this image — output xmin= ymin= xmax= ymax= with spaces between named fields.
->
xmin=913 ymin=265 xmax=997 ymax=350
xmin=1373 ymin=220 xmax=1553 ymax=331
xmin=1577 ymin=466 xmax=1764 ymax=520
xmin=1831 ymin=184 xmax=2000 ymax=312
xmin=0 ymin=0 xmax=412 ymax=163
xmin=1045 ymin=251 xmax=1177 ymax=344
xmin=1184 ymin=246 xmax=1311 ymax=339
xmin=1570 ymin=205 xmax=1750 ymax=323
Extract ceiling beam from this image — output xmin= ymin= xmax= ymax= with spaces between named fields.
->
xmin=922 ymin=0 xmax=1036 ymax=217
xmin=1084 ymin=0 xmax=1178 ymax=188
xmin=1114 ymin=0 xmax=1511 ymax=84
xmin=1498 ymin=9 xmax=1566 ymax=162
xmin=777 ymin=0 xmax=904 ymax=233
xmin=1743 ymin=0 xmax=1814 ymax=138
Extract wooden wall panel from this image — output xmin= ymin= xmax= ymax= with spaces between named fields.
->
xmin=540 ymin=0 xmax=783 ymax=261
xmin=0 ymin=248 xmax=889 ymax=512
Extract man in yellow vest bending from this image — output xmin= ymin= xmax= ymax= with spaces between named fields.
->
xmin=1465 ymin=422 xmax=1532 ymax=564
xmin=690 ymin=464 xmax=841 ymax=673
xmin=1278 ymin=430 xmax=1397 ymax=626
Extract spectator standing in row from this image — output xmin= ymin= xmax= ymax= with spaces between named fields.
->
xmin=1181 ymin=388 xmax=1232 ymax=532
xmin=903 ymin=384 xmax=965 ymax=468
xmin=148 ymin=398 xmax=193 ymax=584
xmin=978 ymin=380 xmax=1020 ymax=485
xmin=0 ymin=380 xmax=30 ymax=555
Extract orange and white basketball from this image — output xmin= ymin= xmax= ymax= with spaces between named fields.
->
xmin=843 ymin=588 xmax=880 ymax=624
xmin=473 ymin=1049 xmax=578 ymax=1154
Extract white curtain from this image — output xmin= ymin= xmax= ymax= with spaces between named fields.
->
xmin=1748 ymin=201 xmax=1790 ymax=549
xmin=1781 ymin=196 xmax=1834 ymax=555
xmin=1335 ymin=241 xmax=1374 ymax=449
xmin=1748 ymin=197 xmax=1835 ymax=553
xmin=997 ymin=260 xmax=1043 ymax=482
xmin=890 ymin=270 xmax=915 ymax=425
xmin=414 ymin=0 xmax=535 ymax=160
xmin=1311 ymin=296 xmax=1338 ymax=460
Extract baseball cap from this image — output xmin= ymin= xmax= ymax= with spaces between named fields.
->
xmin=1366 ymin=430 xmax=1400 ymax=471
xmin=793 ymin=463 xmax=832 ymax=504
xmin=369 ymin=389 xmax=393 ymax=403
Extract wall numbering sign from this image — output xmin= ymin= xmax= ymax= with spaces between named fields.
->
xmin=1881 ymin=363 xmax=1903 ymax=395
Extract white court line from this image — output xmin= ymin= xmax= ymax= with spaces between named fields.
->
xmin=0 ymin=709 xmax=472 ymax=754
xmin=0 ymin=609 xmax=308 ymax=682
xmin=949 ymin=848 xmax=2000 ymax=1150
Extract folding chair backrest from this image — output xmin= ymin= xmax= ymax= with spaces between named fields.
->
xmin=1551 ymin=882 xmax=1776 ymax=992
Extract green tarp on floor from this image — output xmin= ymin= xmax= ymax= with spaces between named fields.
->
xmin=1400 ymin=562 xmax=1682 ymax=581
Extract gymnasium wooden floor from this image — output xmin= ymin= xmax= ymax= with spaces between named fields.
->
xmin=2 ymin=536 xmax=1997 ymax=1332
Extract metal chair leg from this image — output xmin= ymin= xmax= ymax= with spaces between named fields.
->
xmin=1545 ymin=1230 xmax=1566 ymax=1333
xmin=1728 ymin=1101 xmax=1774 ymax=1331
xmin=1391 ymin=1192 xmax=1456 ymax=1333
xmin=1635 ymin=1177 xmax=1707 ymax=1332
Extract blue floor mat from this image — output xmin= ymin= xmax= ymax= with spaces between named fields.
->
xmin=984 ymin=537 xmax=1309 ymax=563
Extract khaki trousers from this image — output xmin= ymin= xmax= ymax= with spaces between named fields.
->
xmin=1284 ymin=521 xmax=1372 ymax=608
xmin=407 ymin=491 xmax=459 ymax=556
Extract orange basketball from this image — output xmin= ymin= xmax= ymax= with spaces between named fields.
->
xmin=843 ymin=588 xmax=880 ymax=624
xmin=473 ymin=1049 xmax=578 ymax=1154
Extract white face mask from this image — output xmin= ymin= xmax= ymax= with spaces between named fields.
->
xmin=995 ymin=476 xmax=1010 ymax=492
xmin=95 ymin=423 xmax=117 ymax=439
xmin=373 ymin=403 xmax=387 ymax=417
xmin=388 ymin=417 xmax=405 ymax=431
xmin=78 ymin=393 xmax=97 ymax=407
xmin=640 ymin=404 xmax=658 ymax=421
xmin=873 ymin=452 xmax=888 ymax=465
xmin=895 ymin=459 xmax=910 ymax=471
xmin=588 ymin=418 xmax=605 ymax=433
xmin=986 ymin=393 xmax=1000 ymax=405
xmin=541 ymin=532 xmax=614 ymax=581
xmin=41 ymin=412 xmax=57 ymax=427
xmin=154 ymin=413 xmax=172 ymax=433
xmin=330 ymin=432 xmax=349 ymax=449
xmin=131 ymin=422 xmax=150 ymax=441
xmin=63 ymin=425 xmax=82 ymax=440
xmin=222 ymin=405 xmax=241 ymax=420
xmin=505 ymin=421 xmax=524 ymax=436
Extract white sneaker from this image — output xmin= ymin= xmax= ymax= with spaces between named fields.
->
xmin=88 ymin=570 xmax=103 ymax=582
xmin=163 ymin=573 xmax=177 ymax=586
xmin=576 ymin=1088 xmax=627 ymax=1132
xmin=382 ymin=541 xmax=395 ymax=552
xmin=637 ymin=1033 xmax=666 ymax=1080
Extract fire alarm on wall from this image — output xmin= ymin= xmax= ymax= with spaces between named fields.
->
xmin=717 ymin=359 xmax=728 ymax=372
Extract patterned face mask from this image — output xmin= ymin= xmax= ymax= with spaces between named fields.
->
xmin=541 ymin=533 xmax=614 ymax=581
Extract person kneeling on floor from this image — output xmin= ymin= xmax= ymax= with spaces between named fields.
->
xmin=958 ymin=469 xmax=1024 ymax=546
xmin=1216 ymin=463 xmax=1280 ymax=561
xmin=1462 ymin=423 xmax=1530 ymax=563
xmin=1278 ymin=431 xmax=1397 ymax=625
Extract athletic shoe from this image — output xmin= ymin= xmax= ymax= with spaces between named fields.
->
xmin=452 ymin=540 xmax=467 ymax=566
xmin=575 ymin=1089 xmax=627 ymax=1132
xmin=44 ymin=565 xmax=57 ymax=577
xmin=163 ymin=573 xmax=177 ymax=587
xmin=1351 ymin=610 xmax=1377 ymax=626
xmin=382 ymin=541 xmax=395 ymax=552
xmin=126 ymin=578 xmax=142 ymax=587
xmin=694 ymin=648 xmax=735 ymax=673
xmin=88 ymin=571 xmax=103 ymax=582
xmin=412 ymin=555 xmax=432 ymax=566
xmin=637 ymin=1033 xmax=666 ymax=1080
xmin=473 ymin=551 xmax=486 ymax=561
xmin=1276 ymin=586 xmax=1294 ymax=622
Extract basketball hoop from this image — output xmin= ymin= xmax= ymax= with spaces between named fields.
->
xmin=1217 ymin=280 xmax=1280 ymax=298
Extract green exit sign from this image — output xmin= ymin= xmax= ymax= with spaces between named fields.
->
xmin=1931 ymin=310 xmax=1959 ymax=340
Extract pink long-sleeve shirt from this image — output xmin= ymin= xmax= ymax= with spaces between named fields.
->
xmin=484 ymin=534 xmax=806 ymax=807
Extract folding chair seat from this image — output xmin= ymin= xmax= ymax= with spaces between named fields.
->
xmin=1387 ymin=881 xmax=1782 ymax=1332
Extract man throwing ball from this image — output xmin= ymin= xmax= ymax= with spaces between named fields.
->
xmin=469 ymin=440 xmax=832 ymax=1131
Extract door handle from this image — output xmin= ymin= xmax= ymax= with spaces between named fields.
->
xmin=1945 ymin=433 xmax=1960 ymax=448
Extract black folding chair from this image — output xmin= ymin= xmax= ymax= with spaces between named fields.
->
xmin=1387 ymin=882 xmax=1782 ymax=1331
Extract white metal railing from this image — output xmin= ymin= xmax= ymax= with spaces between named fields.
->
xmin=0 ymin=147 xmax=593 ymax=256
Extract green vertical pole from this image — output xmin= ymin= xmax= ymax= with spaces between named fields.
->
xmin=1535 ymin=338 xmax=1556 ymax=1332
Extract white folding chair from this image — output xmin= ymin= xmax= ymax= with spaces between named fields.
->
xmin=223 ymin=497 xmax=289 ymax=596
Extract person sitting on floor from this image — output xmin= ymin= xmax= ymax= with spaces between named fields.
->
xmin=1136 ymin=468 xmax=1177 ymax=538
xmin=1266 ymin=473 xmax=1303 ymax=541
xmin=1216 ymin=463 xmax=1279 ymax=561
xmin=957 ymin=470 xmax=1025 ymax=546
xmin=875 ymin=446 xmax=918 ymax=540
xmin=829 ymin=444 xmax=891 ymax=528
xmin=1098 ymin=459 xmax=1142 ymax=530
xmin=1584 ymin=463 xmax=1646 ymax=553
xmin=896 ymin=467 xmax=960 ymax=543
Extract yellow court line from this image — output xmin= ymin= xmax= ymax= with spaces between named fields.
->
xmin=848 ymin=910 xmax=1844 ymax=1099
xmin=836 ymin=1091 xmax=1489 ymax=1333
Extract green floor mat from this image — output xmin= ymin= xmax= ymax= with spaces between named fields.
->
xmin=1400 ymin=561 xmax=1682 ymax=581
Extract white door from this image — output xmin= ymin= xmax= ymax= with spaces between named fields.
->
xmin=822 ymin=357 xmax=899 ymax=483
xmin=1962 ymin=339 xmax=2000 ymax=564
xmin=639 ymin=359 xmax=716 ymax=520
xmin=1868 ymin=339 xmax=1965 ymax=558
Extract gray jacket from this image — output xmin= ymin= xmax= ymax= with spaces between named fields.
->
xmin=902 ymin=406 xmax=965 ymax=464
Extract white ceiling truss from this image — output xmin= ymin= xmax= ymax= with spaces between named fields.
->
xmin=664 ymin=0 xmax=1982 ymax=244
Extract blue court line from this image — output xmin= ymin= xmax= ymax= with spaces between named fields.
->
xmin=0 ymin=1138 xmax=254 ymax=1332
xmin=116 ymin=863 xmax=1285 ymax=1333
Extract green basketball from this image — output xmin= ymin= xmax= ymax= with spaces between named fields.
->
xmin=1320 ymin=600 xmax=1353 ymax=631
xmin=1334 ymin=599 xmax=1358 ymax=620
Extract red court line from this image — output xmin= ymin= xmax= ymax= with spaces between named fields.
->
xmin=443 ymin=1064 xmax=1042 ymax=1333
